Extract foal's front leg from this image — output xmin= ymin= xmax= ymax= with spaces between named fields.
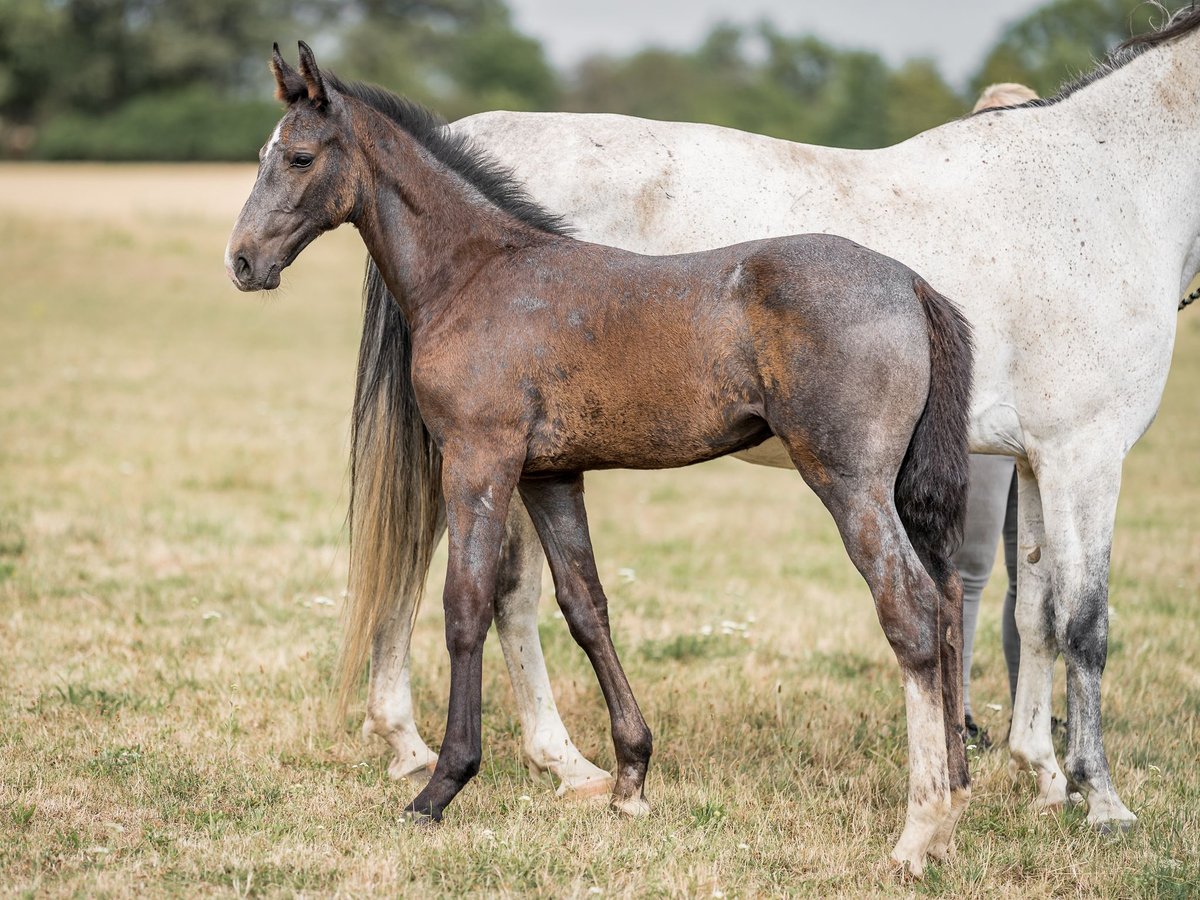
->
xmin=494 ymin=501 xmax=616 ymax=798
xmin=518 ymin=474 xmax=653 ymax=817
xmin=405 ymin=447 xmax=521 ymax=821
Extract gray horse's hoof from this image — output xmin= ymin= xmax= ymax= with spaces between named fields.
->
xmin=1094 ymin=818 xmax=1136 ymax=836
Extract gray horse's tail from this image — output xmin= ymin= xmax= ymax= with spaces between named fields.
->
xmin=894 ymin=277 xmax=974 ymax=572
xmin=337 ymin=261 xmax=443 ymax=716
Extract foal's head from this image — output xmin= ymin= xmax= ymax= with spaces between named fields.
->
xmin=226 ymin=42 xmax=362 ymax=291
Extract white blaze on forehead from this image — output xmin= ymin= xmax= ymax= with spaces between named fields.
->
xmin=264 ymin=121 xmax=284 ymax=158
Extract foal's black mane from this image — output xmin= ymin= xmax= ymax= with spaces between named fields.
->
xmin=324 ymin=73 xmax=571 ymax=237
xmin=976 ymin=3 xmax=1200 ymax=114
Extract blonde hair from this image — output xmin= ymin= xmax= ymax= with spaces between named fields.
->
xmin=972 ymin=82 xmax=1040 ymax=112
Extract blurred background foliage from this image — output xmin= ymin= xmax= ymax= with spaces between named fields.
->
xmin=0 ymin=0 xmax=1186 ymax=160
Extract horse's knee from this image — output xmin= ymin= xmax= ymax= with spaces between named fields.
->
xmin=614 ymin=718 xmax=653 ymax=767
xmin=438 ymin=746 xmax=482 ymax=785
xmin=444 ymin=597 xmax=493 ymax=657
xmin=876 ymin=589 xmax=941 ymax=673
xmin=559 ymin=595 xmax=609 ymax=649
xmin=1062 ymin=594 xmax=1109 ymax=673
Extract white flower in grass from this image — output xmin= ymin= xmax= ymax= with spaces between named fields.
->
xmin=588 ymin=888 xmax=604 ymax=896
xmin=986 ymin=703 xmax=1002 ymax=712
xmin=738 ymin=842 xmax=750 ymax=850
xmin=313 ymin=595 xmax=335 ymax=607
xmin=712 ymin=890 xmax=725 ymax=898
xmin=699 ymin=625 xmax=713 ymax=636
xmin=202 ymin=611 xmax=221 ymax=621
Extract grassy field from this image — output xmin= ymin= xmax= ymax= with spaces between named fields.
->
xmin=1 ymin=163 xmax=1198 ymax=898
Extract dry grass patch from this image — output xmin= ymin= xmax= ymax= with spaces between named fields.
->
xmin=1 ymin=164 xmax=1198 ymax=897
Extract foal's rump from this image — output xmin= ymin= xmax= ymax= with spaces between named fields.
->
xmin=731 ymin=233 xmax=973 ymax=563
xmin=736 ymin=234 xmax=935 ymax=438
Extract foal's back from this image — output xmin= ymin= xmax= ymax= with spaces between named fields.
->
xmin=414 ymin=232 xmax=931 ymax=476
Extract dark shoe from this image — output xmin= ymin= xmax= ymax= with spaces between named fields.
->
xmin=964 ymin=713 xmax=993 ymax=750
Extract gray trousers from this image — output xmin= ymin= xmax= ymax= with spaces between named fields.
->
xmin=953 ymin=454 xmax=1020 ymax=717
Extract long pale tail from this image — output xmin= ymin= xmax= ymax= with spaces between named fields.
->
xmin=337 ymin=261 xmax=443 ymax=715
xmin=893 ymin=276 xmax=974 ymax=568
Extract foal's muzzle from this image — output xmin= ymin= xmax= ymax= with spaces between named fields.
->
xmin=224 ymin=245 xmax=282 ymax=292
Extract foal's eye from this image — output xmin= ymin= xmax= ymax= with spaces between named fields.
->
xmin=292 ymin=154 xmax=314 ymax=169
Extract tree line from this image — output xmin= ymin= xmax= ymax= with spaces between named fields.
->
xmin=0 ymin=0 xmax=1184 ymax=160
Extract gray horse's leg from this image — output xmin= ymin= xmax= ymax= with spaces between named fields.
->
xmin=362 ymin=519 xmax=446 ymax=782
xmin=1009 ymin=454 xmax=1135 ymax=828
xmin=1040 ymin=453 xmax=1135 ymax=829
xmin=1008 ymin=462 xmax=1069 ymax=808
xmin=363 ymin=623 xmax=438 ymax=781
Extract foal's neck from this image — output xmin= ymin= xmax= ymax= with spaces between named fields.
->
xmin=349 ymin=103 xmax=546 ymax=329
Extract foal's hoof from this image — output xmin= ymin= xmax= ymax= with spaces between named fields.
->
xmin=402 ymin=808 xmax=437 ymax=828
xmin=611 ymin=795 xmax=650 ymax=818
xmin=1093 ymin=818 xmax=1136 ymax=836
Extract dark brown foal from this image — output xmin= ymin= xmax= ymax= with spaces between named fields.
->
xmin=225 ymin=43 xmax=973 ymax=876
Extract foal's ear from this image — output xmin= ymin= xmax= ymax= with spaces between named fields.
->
xmin=270 ymin=42 xmax=306 ymax=104
xmin=297 ymin=40 xmax=329 ymax=110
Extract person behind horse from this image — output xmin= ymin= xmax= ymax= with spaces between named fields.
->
xmin=957 ymin=82 xmax=1039 ymax=748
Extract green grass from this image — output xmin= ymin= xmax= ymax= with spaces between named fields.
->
xmin=1 ymin=164 xmax=1198 ymax=897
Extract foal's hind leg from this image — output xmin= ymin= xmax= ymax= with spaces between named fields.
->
xmin=799 ymin=472 xmax=951 ymax=877
xmin=926 ymin=562 xmax=970 ymax=862
xmin=518 ymin=474 xmax=653 ymax=817
xmin=494 ymin=502 xmax=615 ymax=798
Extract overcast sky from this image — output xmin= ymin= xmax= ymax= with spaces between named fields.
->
xmin=508 ymin=1 xmax=1050 ymax=87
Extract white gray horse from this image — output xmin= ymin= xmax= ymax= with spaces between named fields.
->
xmin=349 ymin=7 xmax=1200 ymax=840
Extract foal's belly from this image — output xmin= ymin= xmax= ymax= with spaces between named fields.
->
xmin=523 ymin=395 xmax=771 ymax=474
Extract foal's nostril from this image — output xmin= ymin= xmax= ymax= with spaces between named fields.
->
xmin=235 ymin=255 xmax=252 ymax=282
